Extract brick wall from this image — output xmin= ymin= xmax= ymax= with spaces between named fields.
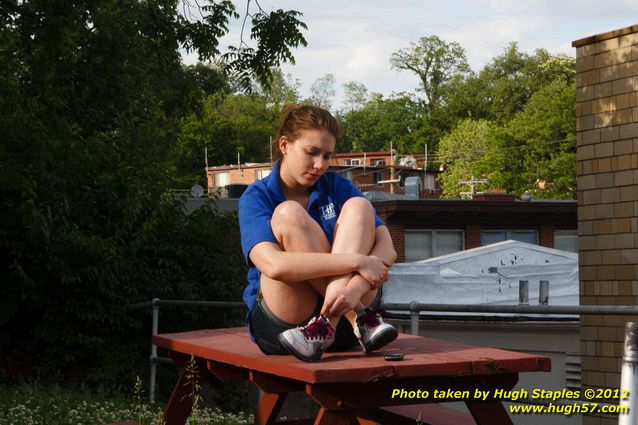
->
xmin=465 ymin=224 xmax=481 ymax=249
xmin=385 ymin=221 xmax=405 ymax=263
xmin=573 ymin=25 xmax=638 ymax=425
xmin=539 ymin=224 xmax=555 ymax=248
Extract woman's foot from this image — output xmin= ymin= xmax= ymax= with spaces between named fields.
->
xmin=355 ymin=308 xmax=398 ymax=353
xmin=278 ymin=316 xmax=335 ymax=362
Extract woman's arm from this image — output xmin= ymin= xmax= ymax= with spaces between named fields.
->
xmin=369 ymin=225 xmax=397 ymax=266
xmin=321 ymin=225 xmax=396 ymax=317
xmin=249 ymin=241 xmax=389 ymax=285
xmin=347 ymin=225 xmax=397 ymax=290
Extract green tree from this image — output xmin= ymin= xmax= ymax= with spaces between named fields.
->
xmin=439 ymin=43 xmax=576 ymax=124
xmin=305 ymin=73 xmax=337 ymax=110
xmin=341 ymin=81 xmax=369 ymax=112
xmin=390 ymin=35 xmax=470 ymax=113
xmin=338 ymin=93 xmax=428 ymax=154
xmin=257 ymin=68 xmax=302 ymax=114
xmin=178 ymin=92 xmax=276 ymax=185
xmin=506 ymin=80 xmax=576 ymax=199
xmin=0 ymin=0 xmax=306 ymax=389
xmin=437 ymin=119 xmax=507 ymax=198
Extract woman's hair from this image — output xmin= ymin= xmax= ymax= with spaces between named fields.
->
xmin=273 ymin=105 xmax=340 ymax=161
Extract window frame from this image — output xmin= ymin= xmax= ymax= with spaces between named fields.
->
xmin=404 ymin=228 xmax=465 ymax=262
xmin=214 ymin=172 xmax=230 ymax=187
xmin=554 ymin=229 xmax=578 ymax=253
xmin=343 ymin=159 xmax=361 ymax=166
xmin=479 ymin=229 xmax=539 ymax=246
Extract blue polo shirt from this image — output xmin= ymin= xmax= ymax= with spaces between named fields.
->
xmin=238 ymin=160 xmax=384 ymax=320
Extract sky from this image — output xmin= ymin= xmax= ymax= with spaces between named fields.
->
xmin=183 ymin=0 xmax=638 ymax=110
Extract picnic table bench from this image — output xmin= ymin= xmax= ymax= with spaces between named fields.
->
xmin=153 ymin=327 xmax=551 ymax=425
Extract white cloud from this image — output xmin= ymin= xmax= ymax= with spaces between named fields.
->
xmin=183 ymin=0 xmax=638 ymax=110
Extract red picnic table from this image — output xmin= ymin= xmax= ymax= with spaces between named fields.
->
xmin=153 ymin=327 xmax=550 ymax=425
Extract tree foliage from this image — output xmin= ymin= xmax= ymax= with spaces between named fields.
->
xmin=342 ymin=81 xmax=369 ymax=112
xmin=437 ymin=119 xmax=507 ymax=198
xmin=426 ymin=43 xmax=576 ymax=198
xmin=506 ymin=80 xmax=577 ymax=198
xmin=338 ymin=92 xmax=428 ymax=154
xmin=0 ymin=0 xmax=305 ymax=390
xmin=305 ymin=73 xmax=337 ymax=111
xmin=439 ymin=43 xmax=576 ymax=124
xmin=391 ymin=35 xmax=470 ymax=113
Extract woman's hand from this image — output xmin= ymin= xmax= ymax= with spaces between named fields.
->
xmin=357 ymin=255 xmax=390 ymax=288
xmin=321 ymin=284 xmax=360 ymax=318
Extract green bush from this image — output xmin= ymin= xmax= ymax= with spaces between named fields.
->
xmin=1 ymin=197 xmax=247 ymax=392
xmin=0 ymin=381 xmax=253 ymax=425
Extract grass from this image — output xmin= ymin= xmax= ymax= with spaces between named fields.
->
xmin=0 ymin=381 xmax=253 ymax=425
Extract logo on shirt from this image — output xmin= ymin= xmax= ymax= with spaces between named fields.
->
xmin=319 ymin=203 xmax=336 ymax=220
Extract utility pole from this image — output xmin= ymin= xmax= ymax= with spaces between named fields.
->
xmin=423 ymin=143 xmax=428 ymax=189
xmin=378 ymin=142 xmax=401 ymax=191
xmin=458 ymin=176 xmax=488 ymax=199
xmin=424 ymin=143 xmax=427 ymax=172
xmin=390 ymin=141 xmax=395 ymax=194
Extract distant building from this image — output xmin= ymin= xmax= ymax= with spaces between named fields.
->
xmin=373 ymin=194 xmax=577 ymax=262
xmin=205 ymin=151 xmax=442 ymax=198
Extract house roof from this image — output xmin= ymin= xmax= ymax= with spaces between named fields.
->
xmin=373 ymin=199 xmax=577 ymax=227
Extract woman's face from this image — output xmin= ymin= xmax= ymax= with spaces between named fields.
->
xmin=279 ymin=128 xmax=336 ymax=188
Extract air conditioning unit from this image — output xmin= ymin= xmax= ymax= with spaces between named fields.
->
xmin=404 ymin=176 xmax=422 ymax=199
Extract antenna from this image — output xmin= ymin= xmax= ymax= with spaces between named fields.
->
xmin=190 ymin=184 xmax=204 ymax=198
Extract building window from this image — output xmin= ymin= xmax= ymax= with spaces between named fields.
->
xmin=404 ymin=229 xmax=464 ymax=262
xmin=371 ymin=159 xmax=386 ymax=166
xmin=214 ymin=172 xmax=230 ymax=187
xmin=480 ymin=230 xmax=538 ymax=246
xmin=255 ymin=168 xmax=271 ymax=180
xmin=343 ymin=159 xmax=361 ymax=166
xmin=373 ymin=170 xmax=384 ymax=185
xmin=555 ymin=230 xmax=578 ymax=253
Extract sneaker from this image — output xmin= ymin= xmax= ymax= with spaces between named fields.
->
xmin=355 ymin=308 xmax=398 ymax=353
xmin=278 ymin=316 xmax=335 ymax=362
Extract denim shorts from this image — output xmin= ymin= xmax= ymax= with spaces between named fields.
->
xmin=249 ymin=288 xmax=383 ymax=355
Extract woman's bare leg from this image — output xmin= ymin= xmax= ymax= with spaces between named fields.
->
xmin=262 ymin=198 xmax=380 ymax=325
xmin=260 ymin=201 xmax=331 ymax=323
xmin=327 ymin=197 xmax=379 ymax=323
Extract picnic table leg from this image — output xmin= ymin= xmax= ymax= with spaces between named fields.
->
xmin=465 ymin=400 xmax=514 ymax=425
xmin=254 ymin=392 xmax=287 ymax=425
xmin=314 ymin=407 xmax=356 ymax=425
xmin=163 ymin=354 xmax=207 ymax=425
xmin=249 ymin=371 xmax=305 ymax=425
xmin=465 ymin=372 xmax=518 ymax=425
xmin=354 ymin=410 xmax=378 ymax=425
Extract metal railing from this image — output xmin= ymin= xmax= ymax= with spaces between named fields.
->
xmin=129 ymin=295 xmax=638 ymax=405
xmin=127 ymin=298 xmax=246 ymax=403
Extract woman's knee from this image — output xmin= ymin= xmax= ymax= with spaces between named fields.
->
xmin=339 ymin=197 xmax=374 ymax=220
xmin=271 ymin=201 xmax=311 ymax=233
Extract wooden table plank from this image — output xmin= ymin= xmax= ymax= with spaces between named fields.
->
xmin=153 ymin=327 xmax=550 ymax=384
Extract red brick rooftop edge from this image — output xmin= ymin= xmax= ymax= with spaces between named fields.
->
xmin=572 ymin=24 xmax=638 ymax=47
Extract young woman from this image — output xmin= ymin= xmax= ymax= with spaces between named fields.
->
xmin=238 ymin=105 xmax=398 ymax=362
